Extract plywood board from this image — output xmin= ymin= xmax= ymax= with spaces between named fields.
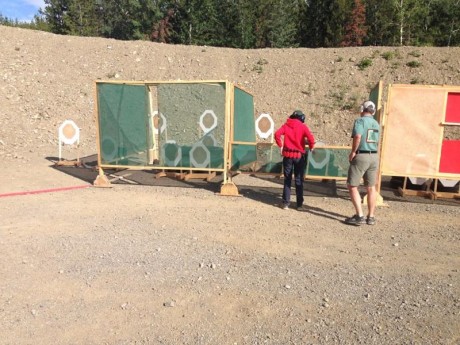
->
xmin=381 ymin=85 xmax=446 ymax=176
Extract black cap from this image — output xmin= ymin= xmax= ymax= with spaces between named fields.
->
xmin=290 ymin=110 xmax=305 ymax=123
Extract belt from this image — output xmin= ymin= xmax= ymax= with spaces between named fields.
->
xmin=356 ymin=150 xmax=377 ymax=154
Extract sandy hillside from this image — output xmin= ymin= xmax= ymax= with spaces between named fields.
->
xmin=1 ymin=25 xmax=460 ymax=163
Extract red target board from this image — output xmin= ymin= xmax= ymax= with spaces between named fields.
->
xmin=446 ymin=93 xmax=460 ymax=123
xmin=439 ymin=140 xmax=460 ymax=174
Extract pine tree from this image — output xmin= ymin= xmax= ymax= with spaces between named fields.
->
xmin=41 ymin=0 xmax=73 ymax=34
xmin=365 ymin=0 xmax=399 ymax=46
xmin=341 ymin=0 xmax=367 ymax=46
xmin=303 ymin=0 xmax=349 ymax=48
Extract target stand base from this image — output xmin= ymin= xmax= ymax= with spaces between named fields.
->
xmin=55 ymin=159 xmax=81 ymax=167
xmin=219 ymin=181 xmax=240 ymax=196
xmin=93 ymin=174 xmax=112 ymax=188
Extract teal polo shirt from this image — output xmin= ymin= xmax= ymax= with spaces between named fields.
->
xmin=352 ymin=115 xmax=380 ymax=151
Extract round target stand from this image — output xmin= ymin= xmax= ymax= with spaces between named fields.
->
xmin=57 ymin=119 xmax=81 ymax=165
xmin=255 ymin=113 xmax=274 ymax=139
xmin=59 ymin=120 xmax=80 ymax=145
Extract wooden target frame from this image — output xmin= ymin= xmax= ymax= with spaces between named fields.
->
xmin=380 ymin=84 xmax=460 ymax=199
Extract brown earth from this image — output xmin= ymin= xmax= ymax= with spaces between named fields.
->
xmin=0 ymin=25 xmax=459 ymax=345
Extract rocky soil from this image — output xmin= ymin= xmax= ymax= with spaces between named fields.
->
xmin=0 ymin=25 xmax=459 ymax=345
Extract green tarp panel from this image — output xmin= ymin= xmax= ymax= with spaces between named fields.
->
xmin=97 ymin=83 xmax=149 ymax=165
xmin=233 ymin=144 xmax=349 ymax=178
xmin=305 ymin=147 xmax=349 ymax=178
xmin=232 ymin=86 xmax=257 ymax=170
xmin=231 ymin=144 xmax=258 ymax=171
xmin=233 ymin=87 xmax=256 ymax=142
xmin=157 ymin=83 xmax=226 ymax=169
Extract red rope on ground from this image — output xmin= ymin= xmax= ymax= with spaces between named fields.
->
xmin=0 ymin=185 xmax=91 ymax=198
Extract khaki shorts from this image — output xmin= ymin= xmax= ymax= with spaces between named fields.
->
xmin=347 ymin=153 xmax=379 ymax=187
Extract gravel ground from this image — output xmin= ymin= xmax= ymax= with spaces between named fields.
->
xmin=0 ymin=161 xmax=459 ymax=344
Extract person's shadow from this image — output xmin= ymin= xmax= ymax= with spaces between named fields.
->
xmin=298 ymin=205 xmax=347 ymax=222
xmin=239 ymin=177 xmax=350 ymax=222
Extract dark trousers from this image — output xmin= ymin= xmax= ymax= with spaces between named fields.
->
xmin=282 ymin=155 xmax=306 ymax=207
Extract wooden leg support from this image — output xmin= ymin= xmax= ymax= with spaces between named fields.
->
xmin=363 ymin=192 xmax=387 ymax=207
xmin=93 ymin=174 xmax=112 ymax=188
xmin=220 ymin=181 xmax=240 ymax=196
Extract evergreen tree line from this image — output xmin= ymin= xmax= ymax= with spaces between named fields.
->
xmin=2 ymin=0 xmax=459 ymax=47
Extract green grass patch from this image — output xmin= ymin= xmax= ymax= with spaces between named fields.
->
xmin=406 ymin=60 xmax=421 ymax=68
xmin=381 ymin=51 xmax=395 ymax=60
xmin=357 ymin=58 xmax=373 ymax=70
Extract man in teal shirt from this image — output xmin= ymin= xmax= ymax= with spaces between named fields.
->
xmin=345 ymin=101 xmax=380 ymax=226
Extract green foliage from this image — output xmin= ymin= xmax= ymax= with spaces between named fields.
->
xmin=105 ymin=71 xmax=118 ymax=79
xmin=328 ymin=85 xmax=359 ymax=111
xmin=0 ymin=12 xmax=49 ymax=31
xmin=341 ymin=0 xmax=367 ymax=47
xmin=357 ymin=58 xmax=373 ymax=70
xmin=3 ymin=0 xmax=460 ymax=48
xmin=408 ymin=50 xmax=422 ymax=57
xmin=406 ymin=60 xmax=421 ymax=68
xmin=391 ymin=61 xmax=401 ymax=69
xmin=381 ymin=51 xmax=395 ymax=60
xmin=251 ymin=58 xmax=268 ymax=74
xmin=303 ymin=0 xmax=349 ymax=47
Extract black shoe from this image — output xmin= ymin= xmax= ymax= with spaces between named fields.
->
xmin=345 ymin=214 xmax=365 ymax=226
xmin=366 ymin=216 xmax=376 ymax=225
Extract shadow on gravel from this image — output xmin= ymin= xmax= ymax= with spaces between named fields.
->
xmin=46 ymin=155 xmax=459 ymax=207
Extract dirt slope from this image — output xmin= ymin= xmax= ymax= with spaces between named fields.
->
xmin=1 ymin=25 xmax=460 ymax=162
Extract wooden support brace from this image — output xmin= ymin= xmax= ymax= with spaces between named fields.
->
xmin=55 ymin=159 xmax=82 ymax=167
xmin=154 ymin=171 xmax=185 ymax=180
xmin=183 ymin=171 xmax=216 ymax=182
xmin=108 ymin=173 xmax=138 ymax=185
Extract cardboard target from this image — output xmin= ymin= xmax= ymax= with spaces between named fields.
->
xmin=190 ymin=141 xmax=210 ymax=168
xmin=199 ymin=110 xmax=217 ymax=134
xmin=201 ymin=133 xmax=217 ymax=147
xmin=308 ymin=142 xmax=330 ymax=169
xmin=151 ymin=111 xmax=167 ymax=135
xmin=101 ymin=136 xmax=117 ymax=161
xmin=408 ymin=177 xmax=429 ymax=185
xmin=162 ymin=140 xmax=181 ymax=166
xmin=255 ymin=113 xmax=274 ymax=139
xmin=59 ymin=120 xmax=80 ymax=145
xmin=439 ymin=179 xmax=459 ymax=188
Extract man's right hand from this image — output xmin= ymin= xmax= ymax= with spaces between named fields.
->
xmin=349 ymin=151 xmax=356 ymax=162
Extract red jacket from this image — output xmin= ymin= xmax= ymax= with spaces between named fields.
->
xmin=275 ymin=118 xmax=315 ymax=158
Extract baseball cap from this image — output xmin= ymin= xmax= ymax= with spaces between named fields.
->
xmin=290 ymin=110 xmax=306 ymax=123
xmin=361 ymin=101 xmax=376 ymax=115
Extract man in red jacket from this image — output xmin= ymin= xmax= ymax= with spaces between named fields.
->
xmin=275 ymin=110 xmax=315 ymax=210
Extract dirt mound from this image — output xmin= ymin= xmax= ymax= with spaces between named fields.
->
xmin=1 ymin=25 xmax=460 ymax=162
